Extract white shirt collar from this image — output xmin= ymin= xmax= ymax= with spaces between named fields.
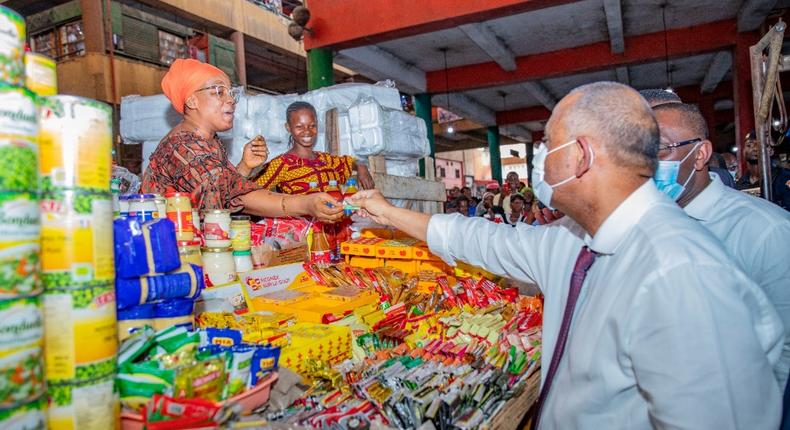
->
xmin=684 ymin=173 xmax=723 ymax=222
xmin=584 ymin=180 xmax=663 ymax=255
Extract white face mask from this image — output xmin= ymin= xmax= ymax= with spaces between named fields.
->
xmin=653 ymin=142 xmax=701 ymax=201
xmin=531 ymin=139 xmax=594 ymax=210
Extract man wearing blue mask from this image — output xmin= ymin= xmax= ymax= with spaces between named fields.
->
xmin=652 ymin=102 xmax=790 ymax=401
xmin=349 ymin=82 xmax=783 ymax=430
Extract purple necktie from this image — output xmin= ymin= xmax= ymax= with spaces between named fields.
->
xmin=531 ymin=246 xmax=597 ymax=430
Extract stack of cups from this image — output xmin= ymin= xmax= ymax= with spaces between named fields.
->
xmin=0 ymin=5 xmax=47 ymax=428
xmin=38 ymin=96 xmax=119 ymax=429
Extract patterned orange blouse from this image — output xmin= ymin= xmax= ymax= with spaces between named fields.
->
xmin=256 ymin=152 xmax=354 ymax=195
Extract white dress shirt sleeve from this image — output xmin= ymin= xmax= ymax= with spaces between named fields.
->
xmin=625 ymin=263 xmax=782 ymax=430
xmin=749 ymin=221 xmax=790 ymax=389
xmin=426 ymin=214 xmax=581 ymax=292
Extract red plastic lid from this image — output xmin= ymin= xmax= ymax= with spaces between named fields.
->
xmin=165 ymin=192 xmax=192 ymax=198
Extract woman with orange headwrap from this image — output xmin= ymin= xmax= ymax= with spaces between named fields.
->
xmin=142 ymin=59 xmax=342 ymax=222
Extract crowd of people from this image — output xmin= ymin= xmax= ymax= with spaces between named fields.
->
xmin=444 ymin=172 xmax=546 ymax=226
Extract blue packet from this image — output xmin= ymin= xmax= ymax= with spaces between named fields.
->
xmin=199 ymin=327 xmax=243 ymax=348
xmin=116 ymin=264 xmax=204 ymax=309
xmin=249 ymin=345 xmax=280 ymax=387
xmin=114 ymin=217 xmax=180 ymax=279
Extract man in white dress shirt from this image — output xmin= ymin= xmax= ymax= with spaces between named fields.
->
xmin=350 ymin=82 xmax=783 ymax=429
xmin=653 ymin=102 xmax=790 ymax=389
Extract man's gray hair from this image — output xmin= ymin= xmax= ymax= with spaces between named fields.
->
xmin=564 ymin=81 xmax=659 ymax=172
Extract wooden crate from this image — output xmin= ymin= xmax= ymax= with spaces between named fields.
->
xmin=484 ymin=369 xmax=541 ymax=430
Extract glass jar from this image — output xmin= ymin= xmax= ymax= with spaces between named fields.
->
xmin=233 ymin=250 xmax=253 ymax=273
xmin=201 ymin=246 xmax=236 ymax=287
xmin=166 ymin=192 xmax=194 ymax=242
xmin=203 ymin=209 xmax=231 ymax=248
xmin=178 ymin=240 xmax=202 ymax=266
xmin=230 ymin=215 xmax=251 ymax=251
xmin=154 ymin=195 xmax=167 ymax=219
xmin=192 ymin=208 xmax=201 ymax=232
xmin=128 ymin=193 xmax=158 ymax=222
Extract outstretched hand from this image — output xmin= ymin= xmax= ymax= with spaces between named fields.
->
xmin=347 ymin=189 xmax=394 ymax=226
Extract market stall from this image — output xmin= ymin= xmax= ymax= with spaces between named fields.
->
xmin=0 ymin=5 xmax=542 ymax=429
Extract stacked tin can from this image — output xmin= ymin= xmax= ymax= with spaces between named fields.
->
xmin=38 ymin=93 xmax=120 ymax=430
xmin=0 ymin=5 xmax=48 ymax=429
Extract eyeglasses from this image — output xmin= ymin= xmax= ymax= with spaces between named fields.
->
xmin=195 ymin=85 xmax=240 ymax=103
xmin=658 ymin=137 xmax=702 ymax=153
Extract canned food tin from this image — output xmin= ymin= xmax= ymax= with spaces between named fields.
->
xmin=24 ymin=52 xmax=57 ymax=97
xmin=0 ymin=192 xmax=40 ymax=298
xmin=0 ymin=138 xmax=38 ymax=192
xmin=0 ymin=395 xmax=46 ymax=430
xmin=40 ymin=192 xmax=114 ymax=289
xmin=47 ymin=374 xmax=118 ymax=430
xmin=39 ymin=96 xmax=112 ymax=193
xmin=0 ymin=7 xmax=26 ymax=87
xmin=43 ymin=284 xmax=117 ymax=384
xmin=0 ymin=85 xmax=38 ymax=139
xmin=0 ymin=192 xmax=39 ymax=241
xmin=0 ymin=295 xmax=45 ymax=407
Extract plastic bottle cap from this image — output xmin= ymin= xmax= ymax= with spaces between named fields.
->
xmin=233 ymin=250 xmax=252 ymax=256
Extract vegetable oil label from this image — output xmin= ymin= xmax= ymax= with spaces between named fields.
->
xmin=0 ymin=395 xmax=46 ymax=430
xmin=48 ymin=375 xmax=118 ymax=430
xmin=40 ymin=193 xmax=113 ymax=289
xmin=0 ymin=85 xmax=38 ymax=139
xmin=39 ymin=96 xmax=112 ymax=193
xmin=0 ymin=7 xmax=26 ymax=87
xmin=43 ymin=284 xmax=117 ymax=383
xmin=0 ymin=138 xmax=39 ymax=192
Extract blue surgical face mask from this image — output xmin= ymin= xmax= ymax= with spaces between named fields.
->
xmin=653 ymin=142 xmax=701 ymax=201
xmin=531 ymin=139 xmax=594 ymax=210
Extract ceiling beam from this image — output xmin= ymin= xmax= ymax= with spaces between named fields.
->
xmin=700 ymin=51 xmax=732 ymax=94
xmin=304 ymin=0 xmax=580 ymax=50
xmin=459 ymin=23 xmax=517 ymax=71
xmin=521 ymin=81 xmax=557 ymax=110
xmin=432 ymin=93 xmax=497 ymax=126
xmin=602 ymin=0 xmax=624 ymax=54
xmin=738 ymin=0 xmax=780 ymax=32
xmin=497 ymin=106 xmax=552 ymax=126
xmin=334 ymin=46 xmax=426 ymax=93
xmin=427 ymin=19 xmax=738 ymax=93
xmin=615 ymin=66 xmax=630 ymax=85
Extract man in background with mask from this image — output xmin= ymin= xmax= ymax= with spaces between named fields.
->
xmin=652 ymin=101 xmax=790 ymax=394
xmin=349 ymin=82 xmax=782 ymax=430
xmin=723 ymin=152 xmax=738 ymax=181
xmin=737 ymin=131 xmax=790 ymax=210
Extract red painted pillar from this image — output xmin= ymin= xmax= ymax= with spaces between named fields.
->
xmin=733 ymin=32 xmax=759 ymax=172
xmin=699 ymin=93 xmax=717 ymax=142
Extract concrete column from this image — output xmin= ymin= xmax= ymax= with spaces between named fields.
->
xmin=487 ymin=126 xmax=502 ymax=184
xmin=231 ymin=31 xmax=247 ymax=86
xmin=414 ymin=93 xmax=435 ymax=177
xmin=733 ymin=33 xmax=758 ymax=173
xmin=80 ymin=0 xmax=106 ymax=53
xmin=307 ymin=48 xmax=333 ymax=90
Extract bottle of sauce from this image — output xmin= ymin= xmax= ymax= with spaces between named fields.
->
xmin=324 ymin=180 xmax=343 ymax=262
xmin=310 ymin=223 xmax=332 ymax=264
xmin=166 ymin=192 xmax=194 ymax=242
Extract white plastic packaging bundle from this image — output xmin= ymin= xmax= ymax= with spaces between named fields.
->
xmin=385 ymin=158 xmax=420 ymax=177
xmin=348 ymin=97 xmax=430 ymax=160
xmin=119 ymin=94 xmax=182 ymax=142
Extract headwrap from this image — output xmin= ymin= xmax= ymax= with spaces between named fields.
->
xmin=161 ymin=59 xmax=226 ymax=114
xmin=486 ymin=183 xmax=500 ymax=190
xmin=482 ymin=192 xmax=495 ymax=201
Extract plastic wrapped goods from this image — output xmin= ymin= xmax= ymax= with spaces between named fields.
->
xmin=113 ymin=217 xmax=180 ymax=279
xmin=116 ymin=264 xmax=204 ymax=309
xmin=348 ymin=97 xmax=430 ymax=160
